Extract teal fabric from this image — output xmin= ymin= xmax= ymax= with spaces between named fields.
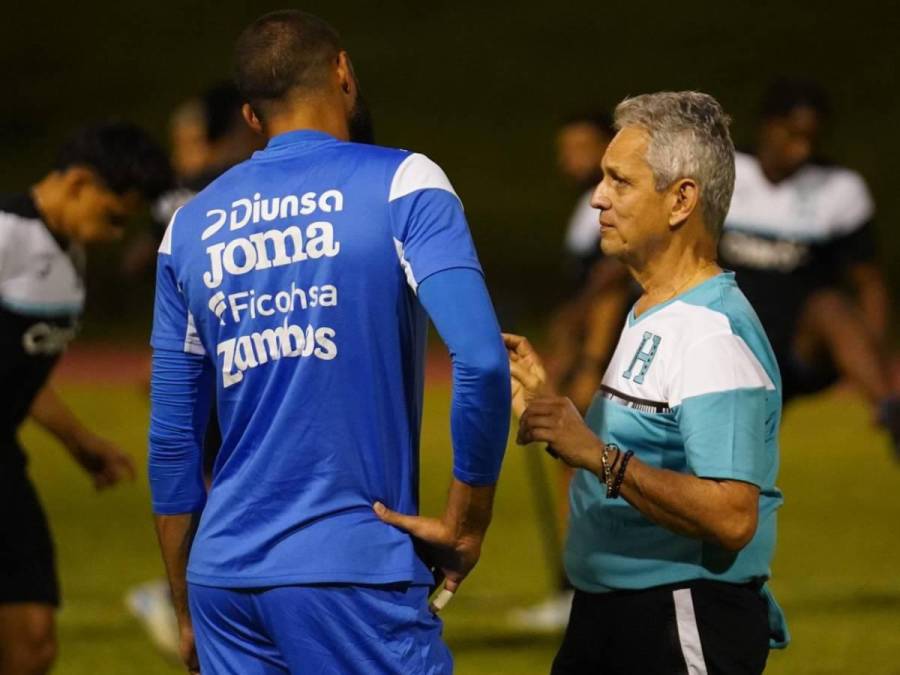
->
xmin=564 ymin=272 xmax=789 ymax=648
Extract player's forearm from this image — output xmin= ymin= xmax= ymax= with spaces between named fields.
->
xmin=29 ymin=385 xmax=91 ymax=450
xmin=849 ymin=264 xmax=891 ymax=343
xmin=616 ymin=458 xmax=759 ymax=552
xmin=419 ymin=269 xmax=511 ymax=485
xmin=441 ymin=478 xmax=496 ymax=546
xmin=154 ymin=513 xmax=200 ymax=624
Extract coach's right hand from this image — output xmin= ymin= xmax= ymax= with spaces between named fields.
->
xmin=503 ymin=333 xmax=549 ymax=418
xmin=374 ymin=479 xmax=495 ymax=612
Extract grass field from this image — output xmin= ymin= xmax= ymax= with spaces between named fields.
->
xmin=20 ymin=375 xmax=900 ymax=674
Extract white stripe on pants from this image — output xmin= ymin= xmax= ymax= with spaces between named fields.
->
xmin=673 ymin=588 xmax=709 ymax=675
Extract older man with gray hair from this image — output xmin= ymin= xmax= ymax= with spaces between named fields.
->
xmin=507 ymin=91 xmax=788 ymax=674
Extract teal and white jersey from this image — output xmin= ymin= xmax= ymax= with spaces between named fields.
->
xmin=566 ymin=272 xmax=783 ymax=598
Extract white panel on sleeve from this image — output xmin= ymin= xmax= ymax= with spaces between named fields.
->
xmin=158 ymin=207 xmax=181 ymax=255
xmin=389 ymin=153 xmax=460 ymax=204
xmin=393 ymin=238 xmax=418 ymax=292
xmin=183 ymin=310 xmax=206 ymax=355
xmin=671 ymin=333 xmax=774 ymax=406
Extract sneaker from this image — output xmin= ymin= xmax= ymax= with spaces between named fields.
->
xmin=507 ymin=590 xmax=574 ymax=632
xmin=878 ymin=396 xmax=900 ymax=459
xmin=124 ymin=578 xmax=180 ymax=661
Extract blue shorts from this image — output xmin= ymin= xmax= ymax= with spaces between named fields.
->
xmin=188 ymin=583 xmax=452 ymax=674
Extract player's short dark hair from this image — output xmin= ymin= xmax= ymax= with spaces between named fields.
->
xmin=560 ymin=111 xmax=616 ymax=139
xmin=234 ymin=10 xmax=342 ymax=120
xmin=202 ymin=82 xmax=244 ymax=143
xmin=760 ymin=77 xmax=831 ymax=120
xmin=55 ymin=122 xmax=173 ymax=200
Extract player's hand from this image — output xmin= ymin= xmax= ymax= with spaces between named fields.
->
xmin=372 ymin=501 xmax=484 ymax=612
xmin=67 ymin=431 xmax=137 ymax=490
xmin=178 ymin=622 xmax=200 ymax=674
xmin=517 ymin=395 xmax=603 ymax=473
xmin=503 ymin=333 xmax=548 ymax=418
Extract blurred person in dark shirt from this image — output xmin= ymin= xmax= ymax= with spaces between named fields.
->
xmin=0 ymin=122 xmax=170 ymax=675
xmin=720 ymin=77 xmax=900 ymax=451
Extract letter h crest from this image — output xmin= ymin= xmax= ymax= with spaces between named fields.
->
xmin=622 ymin=331 xmax=661 ymax=385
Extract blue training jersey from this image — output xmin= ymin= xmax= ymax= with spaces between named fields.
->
xmin=150 ymin=130 xmax=486 ymax=588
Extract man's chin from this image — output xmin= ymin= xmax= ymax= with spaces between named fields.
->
xmin=599 ymin=233 xmax=624 ymax=258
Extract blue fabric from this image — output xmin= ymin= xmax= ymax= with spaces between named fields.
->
xmin=678 ymin=387 xmax=768 ymax=485
xmin=188 ymin=583 xmax=452 ymax=674
xmin=417 ymin=269 xmax=509 ymax=486
xmin=148 ymin=129 xmax=506 ymax=588
xmin=148 ymin=349 xmax=213 ymax=514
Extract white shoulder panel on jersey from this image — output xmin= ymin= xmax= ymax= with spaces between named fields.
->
xmin=0 ymin=211 xmax=84 ymax=314
xmin=727 ymin=152 xmax=874 ymax=241
xmin=389 ymin=153 xmax=460 ymax=203
xmin=827 ymin=168 xmax=874 ymax=236
xmin=601 ymin=301 xmax=733 ymax=404
xmin=158 ymin=207 xmax=181 ymax=255
xmin=671 ymin=332 xmax=775 ymax=407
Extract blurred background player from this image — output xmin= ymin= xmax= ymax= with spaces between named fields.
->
xmin=0 ymin=122 xmax=170 ymax=675
xmin=123 ymin=80 xmax=264 ymax=661
xmin=123 ymin=81 xmax=265 ymax=278
xmin=720 ymin=77 xmax=900 ymax=449
xmin=510 ymin=113 xmax=635 ymax=631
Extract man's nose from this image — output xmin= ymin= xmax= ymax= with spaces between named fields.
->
xmin=590 ymin=181 xmax=611 ymax=210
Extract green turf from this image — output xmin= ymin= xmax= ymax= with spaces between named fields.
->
xmin=20 ymin=382 xmax=900 ymax=674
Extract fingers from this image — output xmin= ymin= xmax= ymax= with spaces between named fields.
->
xmin=373 ymin=502 xmax=450 ymax=546
xmin=118 ymin=452 xmax=137 ymax=482
xmin=510 ymin=361 xmax=543 ymax=392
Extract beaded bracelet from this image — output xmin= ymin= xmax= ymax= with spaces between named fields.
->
xmin=609 ymin=450 xmax=634 ymax=499
xmin=601 ymin=443 xmax=620 ymax=497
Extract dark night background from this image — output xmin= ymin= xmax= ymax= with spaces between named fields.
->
xmin=2 ymin=0 xmax=898 ymax=337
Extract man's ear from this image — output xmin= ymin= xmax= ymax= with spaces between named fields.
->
xmin=241 ymin=103 xmax=264 ymax=135
xmin=336 ymin=51 xmax=355 ymax=98
xmin=58 ymin=165 xmax=96 ymax=198
xmin=668 ymin=178 xmax=699 ymax=229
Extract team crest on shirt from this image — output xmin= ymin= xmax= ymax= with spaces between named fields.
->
xmin=622 ymin=331 xmax=662 ymax=385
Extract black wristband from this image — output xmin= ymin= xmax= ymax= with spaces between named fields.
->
xmin=609 ymin=449 xmax=634 ymax=499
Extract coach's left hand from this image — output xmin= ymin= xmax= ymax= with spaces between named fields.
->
xmin=517 ymin=396 xmax=604 ymax=474
xmin=67 ymin=431 xmax=137 ymax=490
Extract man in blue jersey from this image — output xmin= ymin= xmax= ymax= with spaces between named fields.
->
xmin=508 ymin=92 xmax=786 ymax=673
xmin=148 ymin=10 xmax=509 ymax=674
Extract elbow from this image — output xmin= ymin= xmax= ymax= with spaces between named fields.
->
xmin=457 ymin=345 xmax=511 ymax=392
xmin=715 ymin=511 xmax=758 ymax=553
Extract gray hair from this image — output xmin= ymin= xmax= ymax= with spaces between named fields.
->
xmin=614 ymin=91 xmax=735 ymax=236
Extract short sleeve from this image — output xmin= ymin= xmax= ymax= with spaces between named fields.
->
xmin=388 ymin=153 xmax=482 ymax=292
xmin=829 ymin=170 xmax=874 ymax=238
xmin=673 ymin=333 xmax=774 ymax=486
xmin=150 ymin=212 xmax=205 ymax=355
